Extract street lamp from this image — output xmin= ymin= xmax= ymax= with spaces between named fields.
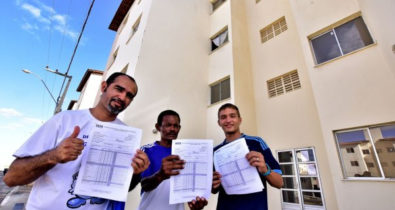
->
xmin=44 ymin=66 xmax=72 ymax=114
xmin=21 ymin=69 xmax=57 ymax=104
xmin=22 ymin=68 xmax=72 ymax=114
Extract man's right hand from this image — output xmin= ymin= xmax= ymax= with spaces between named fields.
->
xmin=157 ymin=155 xmax=185 ymax=180
xmin=53 ymin=126 xmax=84 ymax=163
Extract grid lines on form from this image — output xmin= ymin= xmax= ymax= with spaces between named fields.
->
xmin=173 ymin=161 xmax=207 ymax=192
xmin=219 ymin=158 xmax=255 ymax=187
xmin=82 ymin=148 xmax=132 ymax=187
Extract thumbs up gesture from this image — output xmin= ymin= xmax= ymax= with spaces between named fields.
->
xmin=54 ymin=126 xmax=85 ymax=163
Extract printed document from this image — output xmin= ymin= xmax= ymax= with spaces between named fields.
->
xmin=74 ymin=122 xmax=142 ymax=201
xmin=213 ymin=138 xmax=264 ymax=195
xmin=169 ymin=139 xmax=213 ymax=204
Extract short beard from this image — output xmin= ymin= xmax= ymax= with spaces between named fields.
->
xmin=107 ymin=104 xmax=123 ymax=115
xmin=107 ymin=98 xmax=125 ymax=115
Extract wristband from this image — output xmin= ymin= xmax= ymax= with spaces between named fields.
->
xmin=263 ymin=164 xmax=271 ymax=177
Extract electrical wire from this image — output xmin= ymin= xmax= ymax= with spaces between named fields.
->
xmin=56 ymin=0 xmax=96 ymax=104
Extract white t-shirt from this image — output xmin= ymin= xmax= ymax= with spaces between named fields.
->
xmin=14 ymin=109 xmax=125 ymax=210
xmin=137 ymin=180 xmax=184 ymax=210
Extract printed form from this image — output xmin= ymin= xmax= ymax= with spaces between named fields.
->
xmin=74 ymin=122 xmax=142 ymax=201
xmin=214 ymin=138 xmax=264 ymax=195
xmin=170 ymin=139 xmax=213 ymax=204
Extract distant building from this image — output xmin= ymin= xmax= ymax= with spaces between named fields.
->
xmin=73 ymin=69 xmax=103 ymax=110
xmin=80 ymin=0 xmax=395 ymax=209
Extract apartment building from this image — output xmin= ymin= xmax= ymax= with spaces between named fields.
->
xmin=90 ymin=0 xmax=395 ymax=209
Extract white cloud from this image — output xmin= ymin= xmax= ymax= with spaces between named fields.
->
xmin=54 ymin=25 xmax=78 ymax=40
xmin=21 ymin=22 xmax=39 ymax=32
xmin=51 ymin=14 xmax=67 ymax=26
xmin=0 ymin=108 xmax=23 ymax=117
xmin=17 ymin=1 xmax=79 ymax=42
xmin=21 ymin=3 xmax=41 ymax=18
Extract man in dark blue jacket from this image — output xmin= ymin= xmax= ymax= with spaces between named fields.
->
xmin=212 ymin=103 xmax=283 ymax=210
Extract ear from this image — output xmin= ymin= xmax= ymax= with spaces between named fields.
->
xmin=101 ymin=81 xmax=107 ymax=92
xmin=155 ymin=123 xmax=160 ymax=132
xmin=217 ymin=119 xmax=220 ymax=126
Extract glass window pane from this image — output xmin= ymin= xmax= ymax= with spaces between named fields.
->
xmin=280 ymin=164 xmax=295 ymax=175
xmin=211 ymin=83 xmax=220 ymax=104
xmin=370 ymin=125 xmax=395 ymax=178
xmin=311 ymin=30 xmax=342 ymax=64
xmin=298 ymin=163 xmax=317 ymax=176
xmin=282 ymin=190 xmax=299 ymax=204
xmin=302 ymin=191 xmax=323 ymax=206
xmin=335 ymin=130 xmax=382 ymax=177
xmin=220 ymin=79 xmax=230 ymax=100
xmin=283 ymin=177 xmax=298 ymax=189
xmin=300 ymin=177 xmax=320 ymax=190
xmin=296 ymin=149 xmax=315 ymax=162
xmin=335 ymin=17 xmax=373 ymax=54
xmin=278 ymin=151 xmax=293 ymax=163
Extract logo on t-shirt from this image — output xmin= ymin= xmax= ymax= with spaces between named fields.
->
xmin=66 ymin=172 xmax=106 ymax=208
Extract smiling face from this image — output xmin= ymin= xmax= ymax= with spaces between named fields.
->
xmin=100 ymin=75 xmax=137 ymax=116
xmin=218 ymin=107 xmax=242 ymax=136
xmin=156 ymin=115 xmax=181 ymax=143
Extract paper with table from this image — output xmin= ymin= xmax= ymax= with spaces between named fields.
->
xmin=74 ymin=122 xmax=142 ymax=201
xmin=213 ymin=138 xmax=264 ymax=195
xmin=169 ymin=139 xmax=213 ymax=204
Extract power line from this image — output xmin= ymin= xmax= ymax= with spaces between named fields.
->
xmin=56 ymin=0 xmax=96 ymax=105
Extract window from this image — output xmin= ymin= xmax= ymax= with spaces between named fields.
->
xmin=127 ymin=14 xmax=142 ymax=43
xmin=109 ymin=46 xmax=119 ymax=68
xmin=260 ymin=17 xmax=287 ymax=43
xmin=211 ymin=0 xmax=226 ymax=11
xmin=278 ymin=148 xmax=325 ymax=210
xmin=210 ymin=77 xmax=230 ymax=104
xmin=335 ymin=123 xmax=395 ymax=178
xmin=119 ymin=13 xmax=129 ymax=33
xmin=346 ymin=148 xmax=355 ymax=153
xmin=267 ymin=70 xmax=301 ymax=98
xmin=310 ymin=16 xmax=373 ymax=64
xmin=387 ymin=147 xmax=395 ymax=153
xmin=120 ymin=64 xmax=129 ymax=73
xmin=366 ymin=162 xmax=374 ymax=168
xmin=350 ymin=161 xmax=359 ymax=166
xmin=211 ymin=27 xmax=228 ymax=51
xmin=392 ymin=161 xmax=395 ymax=167
xmin=362 ymin=149 xmax=370 ymax=154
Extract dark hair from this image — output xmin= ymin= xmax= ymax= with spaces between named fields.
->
xmin=106 ymin=72 xmax=138 ymax=92
xmin=218 ymin=103 xmax=241 ymax=118
xmin=157 ymin=110 xmax=180 ymax=126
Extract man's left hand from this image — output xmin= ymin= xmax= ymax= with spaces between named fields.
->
xmin=188 ymin=196 xmax=208 ymax=210
xmin=132 ymin=149 xmax=150 ymax=174
xmin=246 ymin=151 xmax=267 ymax=173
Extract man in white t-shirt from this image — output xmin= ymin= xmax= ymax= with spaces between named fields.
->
xmin=3 ymin=72 xmax=150 ymax=210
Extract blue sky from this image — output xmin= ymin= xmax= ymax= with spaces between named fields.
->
xmin=0 ymin=0 xmax=121 ymax=167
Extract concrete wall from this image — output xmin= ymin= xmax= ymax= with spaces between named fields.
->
xmin=288 ymin=0 xmax=395 ymax=209
xmin=76 ymin=73 xmax=102 ymax=109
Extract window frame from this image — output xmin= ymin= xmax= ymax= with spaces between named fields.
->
xmin=260 ymin=16 xmax=288 ymax=44
xmin=277 ymin=147 xmax=326 ymax=210
xmin=334 ymin=124 xmax=395 ymax=180
xmin=210 ymin=77 xmax=231 ymax=105
xmin=210 ymin=26 xmax=229 ymax=52
xmin=126 ymin=14 xmax=142 ymax=44
xmin=267 ymin=70 xmax=301 ymax=98
xmin=211 ymin=0 xmax=226 ymax=12
xmin=309 ymin=16 xmax=374 ymax=65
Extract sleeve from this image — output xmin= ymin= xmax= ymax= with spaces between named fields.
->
xmin=262 ymin=147 xmax=282 ymax=175
xmin=13 ymin=113 xmax=62 ymax=158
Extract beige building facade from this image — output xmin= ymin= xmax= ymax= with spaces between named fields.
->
xmin=86 ymin=0 xmax=395 ymax=209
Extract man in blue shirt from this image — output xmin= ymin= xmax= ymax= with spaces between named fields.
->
xmin=212 ymin=103 xmax=283 ymax=210
xmin=113 ymin=110 xmax=207 ymax=210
